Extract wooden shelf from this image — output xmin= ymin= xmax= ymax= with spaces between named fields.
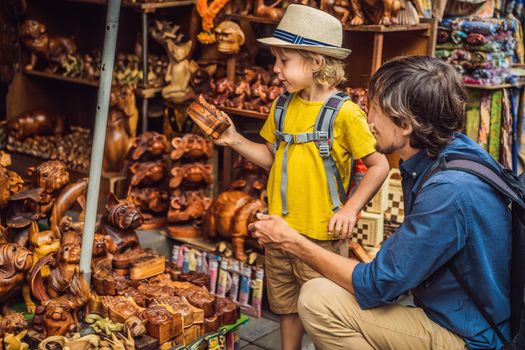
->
xmin=219 ymin=106 xmax=268 ymax=120
xmin=66 ymin=0 xmax=196 ymax=11
xmin=24 ymin=69 xmax=163 ymax=98
xmin=24 ymin=69 xmax=99 ymax=87
xmin=465 ymin=82 xmax=525 ymax=90
xmin=227 ymin=14 xmax=431 ymax=33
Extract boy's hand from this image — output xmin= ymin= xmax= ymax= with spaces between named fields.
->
xmin=212 ymin=112 xmax=237 ymax=147
xmin=328 ymin=207 xmax=360 ymax=239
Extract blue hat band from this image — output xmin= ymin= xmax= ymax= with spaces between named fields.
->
xmin=272 ymin=29 xmax=339 ymax=48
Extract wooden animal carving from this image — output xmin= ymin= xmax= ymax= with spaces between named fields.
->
xmin=20 ymin=19 xmax=77 ymax=71
xmin=209 ymin=78 xmax=234 ymax=107
xmin=203 ymin=191 xmax=267 ymax=261
xmin=7 ymin=110 xmax=64 ymax=142
xmin=167 ymin=190 xmax=212 ymax=224
xmin=349 ymin=0 xmax=402 ymax=25
xmin=169 ymin=163 xmax=213 ymax=189
xmin=49 ymin=178 xmax=88 ymax=237
xmin=0 ymin=312 xmax=27 ymax=338
xmin=92 ymin=234 xmax=117 ymax=269
xmin=230 ymin=157 xmax=268 ymax=198
xmin=3 ymin=330 xmax=29 ymax=350
xmin=151 ymin=21 xmax=197 ymax=103
xmin=214 ymin=21 xmax=245 ymax=55
xmin=129 ymin=131 xmax=169 ymax=162
xmin=321 ymin=0 xmax=352 ymax=25
xmin=255 ymin=0 xmax=285 ymax=20
xmin=129 ymin=187 xmax=169 ymax=214
xmin=170 ymin=134 xmax=213 ymax=161
xmin=129 ymin=161 xmax=167 ymax=187
xmin=100 ymin=193 xmax=144 ymax=253
xmin=0 ymin=243 xmax=33 ymax=304
xmin=103 ymin=86 xmax=137 ymax=173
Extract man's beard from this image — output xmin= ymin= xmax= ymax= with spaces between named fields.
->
xmin=374 ymin=141 xmax=397 ymax=155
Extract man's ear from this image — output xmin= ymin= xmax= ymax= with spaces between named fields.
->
xmin=401 ymin=122 xmax=414 ymax=136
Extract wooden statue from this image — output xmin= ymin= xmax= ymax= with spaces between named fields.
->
xmin=255 ymin=0 xmax=285 ymax=20
xmin=169 ymin=163 xmax=213 ymax=189
xmin=321 ymin=0 xmax=352 ymax=25
xmin=230 ymin=156 xmax=268 ymax=198
xmin=103 ymin=86 xmax=138 ymax=173
xmin=100 ymin=193 xmax=144 ymax=253
xmin=36 ymin=297 xmax=78 ymax=337
xmin=20 ymin=19 xmax=77 ymax=71
xmin=349 ymin=0 xmax=401 ymax=25
xmin=203 ymin=191 xmax=267 ymax=261
xmin=170 ymin=134 xmax=213 ymax=161
xmin=7 ymin=110 xmax=64 ymax=142
xmin=129 ymin=131 xmax=169 ymax=162
xmin=209 ymin=78 xmax=234 ymax=107
xmin=151 ymin=20 xmax=197 ymax=104
xmin=167 ymin=190 xmax=212 ymax=224
xmin=190 ymin=63 xmax=218 ymax=95
xmin=129 ymin=187 xmax=169 ymax=214
xmin=92 ymin=234 xmax=117 ymax=270
xmin=186 ymin=95 xmax=231 ymax=140
xmin=0 ymin=243 xmax=33 ymax=304
xmin=0 ymin=312 xmax=27 ymax=338
xmin=214 ymin=21 xmax=245 ymax=55
xmin=49 ymin=178 xmax=88 ymax=237
xmin=129 ymin=161 xmax=167 ymax=187
xmin=0 ymin=160 xmax=23 ymax=210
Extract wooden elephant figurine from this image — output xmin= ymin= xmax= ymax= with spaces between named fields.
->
xmin=129 ymin=131 xmax=169 ymax=162
xmin=170 ymin=134 xmax=213 ymax=161
xmin=7 ymin=110 xmax=64 ymax=142
xmin=169 ymin=163 xmax=213 ymax=190
xmin=129 ymin=161 xmax=167 ymax=187
xmin=203 ymin=191 xmax=267 ymax=261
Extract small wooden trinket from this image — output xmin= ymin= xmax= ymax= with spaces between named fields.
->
xmin=113 ymin=249 xmax=152 ymax=269
xmin=92 ymin=259 xmax=116 ymax=296
xmin=141 ymin=305 xmax=182 ymax=344
xmin=130 ymin=255 xmax=166 ymax=280
xmin=101 ymin=295 xmax=144 ymax=324
xmin=176 ymin=286 xmax=215 ymax=317
xmin=215 ymin=297 xmax=240 ymax=326
xmin=204 ymin=315 xmax=220 ymax=333
xmin=179 ymin=272 xmax=210 ymax=289
xmin=151 ymin=295 xmax=194 ymax=328
xmin=186 ymin=95 xmax=231 ymax=140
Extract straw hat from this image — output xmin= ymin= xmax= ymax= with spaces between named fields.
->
xmin=257 ymin=4 xmax=351 ymax=60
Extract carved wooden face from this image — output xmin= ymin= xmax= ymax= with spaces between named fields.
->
xmin=170 ymin=134 xmax=213 ymax=161
xmin=130 ymin=131 xmax=169 ymax=161
xmin=215 ymin=21 xmax=245 ymax=55
xmin=27 ymin=160 xmax=69 ymax=192
xmin=44 ymin=298 xmax=74 ymax=321
xmin=106 ymin=193 xmax=144 ymax=230
xmin=142 ymin=305 xmax=172 ymax=324
xmin=0 ymin=313 xmax=27 ymax=336
xmin=0 ymin=243 xmax=33 ymax=277
xmin=93 ymin=234 xmax=117 ymax=257
xmin=20 ymin=19 xmax=46 ymax=39
xmin=58 ymin=243 xmax=81 ymax=264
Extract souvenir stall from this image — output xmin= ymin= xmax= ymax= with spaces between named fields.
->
xmin=0 ymin=0 xmax=523 ymax=348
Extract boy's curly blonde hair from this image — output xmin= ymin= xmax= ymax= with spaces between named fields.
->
xmin=272 ymin=47 xmax=346 ymax=87
xmin=297 ymin=50 xmax=347 ymax=87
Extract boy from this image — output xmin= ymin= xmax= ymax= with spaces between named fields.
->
xmin=214 ymin=5 xmax=389 ymax=349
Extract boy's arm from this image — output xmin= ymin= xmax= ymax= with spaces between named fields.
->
xmin=212 ymin=115 xmax=274 ymax=170
xmin=328 ymin=152 xmax=389 ymax=237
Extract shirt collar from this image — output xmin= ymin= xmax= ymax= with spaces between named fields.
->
xmin=399 ymin=149 xmax=434 ymax=179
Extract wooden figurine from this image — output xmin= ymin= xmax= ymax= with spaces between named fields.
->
xmin=349 ymin=0 xmax=402 ymax=25
xmin=167 ymin=190 xmax=212 ymax=224
xmin=214 ymin=21 xmax=245 ymax=55
xmin=209 ymin=78 xmax=234 ymax=107
xmin=129 ymin=161 xmax=167 ymax=187
xmin=151 ymin=21 xmax=197 ymax=104
xmin=129 ymin=187 xmax=169 ymax=214
xmin=186 ymin=95 xmax=231 ymax=140
xmin=226 ymin=80 xmax=251 ymax=109
xmin=0 ymin=312 xmax=27 ymax=338
xmin=93 ymin=258 xmax=116 ymax=296
xmin=92 ymin=234 xmax=118 ymax=269
xmin=0 ymin=243 xmax=33 ymax=304
xmin=190 ymin=63 xmax=218 ymax=95
xmin=39 ymin=297 xmax=78 ymax=336
xmin=100 ymin=296 xmax=143 ymax=324
xmin=103 ymin=86 xmax=137 ymax=173
xmin=255 ymin=0 xmax=285 ymax=20
xmin=2 ymin=330 xmax=29 ymax=350
xmin=150 ymin=295 xmax=193 ymax=328
xmin=321 ymin=0 xmax=352 ymax=25
xmin=170 ymin=134 xmax=213 ymax=162
xmin=230 ymin=156 xmax=268 ymax=198
xmin=7 ymin=110 xmax=64 ymax=142
xmin=176 ymin=286 xmax=216 ymax=317
xmin=169 ymin=164 xmax=213 ymax=190
xmin=141 ymin=305 xmax=182 ymax=344
xmin=49 ymin=178 xmax=88 ymax=237
xmin=19 ymin=19 xmax=77 ymax=71
xmin=203 ymin=191 xmax=267 ymax=261
xmin=129 ymin=132 xmax=170 ymax=162
xmin=100 ymin=193 xmax=144 ymax=253
xmin=0 ymin=161 xmax=23 ymax=210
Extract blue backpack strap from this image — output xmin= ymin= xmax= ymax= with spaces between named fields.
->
xmin=314 ymin=91 xmax=350 ymax=212
xmin=272 ymin=92 xmax=293 ymax=154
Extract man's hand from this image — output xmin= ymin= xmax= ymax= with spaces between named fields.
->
xmin=328 ymin=207 xmax=359 ymax=239
xmin=249 ymin=213 xmax=296 ymax=248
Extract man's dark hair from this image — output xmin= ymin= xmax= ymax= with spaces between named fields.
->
xmin=368 ymin=56 xmax=466 ymax=157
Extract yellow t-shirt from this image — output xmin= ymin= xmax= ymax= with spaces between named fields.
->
xmin=260 ymin=94 xmax=376 ymax=240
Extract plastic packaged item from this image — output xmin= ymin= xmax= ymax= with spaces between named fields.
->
xmin=239 ymin=264 xmax=251 ymax=305
xmin=229 ymin=260 xmax=240 ymax=302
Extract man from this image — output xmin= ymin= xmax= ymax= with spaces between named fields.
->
xmin=250 ymin=56 xmax=511 ymax=350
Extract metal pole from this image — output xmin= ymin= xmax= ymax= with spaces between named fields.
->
xmin=141 ymin=11 xmax=149 ymax=132
xmin=80 ymin=0 xmax=121 ymax=284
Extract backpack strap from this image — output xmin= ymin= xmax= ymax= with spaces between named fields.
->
xmin=272 ymin=92 xmax=293 ymax=154
xmin=415 ymin=154 xmax=525 ymax=345
xmin=314 ymin=91 xmax=350 ymax=212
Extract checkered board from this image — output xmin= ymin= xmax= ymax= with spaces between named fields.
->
xmin=351 ymin=211 xmax=384 ymax=247
xmin=384 ymin=180 xmax=405 ymax=224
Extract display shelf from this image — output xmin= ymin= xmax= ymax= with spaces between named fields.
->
xmin=219 ymin=106 xmax=268 ymax=120
xmin=227 ymin=14 xmax=432 ymax=32
xmin=23 ymin=69 xmax=163 ymax=98
xmin=465 ymin=82 xmax=525 ymax=90
xmin=67 ymin=0 xmax=196 ymax=11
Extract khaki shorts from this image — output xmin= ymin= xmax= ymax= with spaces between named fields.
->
xmin=265 ymin=237 xmax=348 ymax=314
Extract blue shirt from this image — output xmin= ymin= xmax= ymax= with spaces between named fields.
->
xmin=352 ymin=133 xmax=512 ymax=350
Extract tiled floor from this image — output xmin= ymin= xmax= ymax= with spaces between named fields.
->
xmin=239 ymin=311 xmax=315 ymax=350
